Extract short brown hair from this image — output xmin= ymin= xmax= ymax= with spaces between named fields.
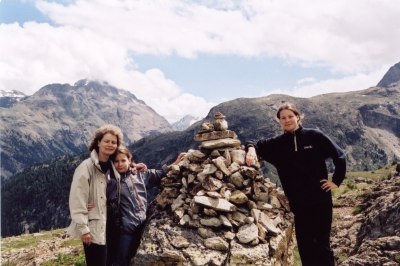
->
xmin=114 ymin=145 xmax=133 ymax=161
xmin=88 ymin=124 xmax=124 ymax=152
xmin=276 ymin=102 xmax=303 ymax=124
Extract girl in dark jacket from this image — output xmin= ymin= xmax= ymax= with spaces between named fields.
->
xmin=245 ymin=102 xmax=346 ymax=266
xmin=112 ymin=146 xmax=185 ymax=266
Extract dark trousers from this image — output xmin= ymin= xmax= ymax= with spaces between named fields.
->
xmin=83 ymin=243 xmax=107 ymax=266
xmin=106 ymin=216 xmax=121 ymax=266
xmin=294 ymin=203 xmax=335 ymax=266
xmin=117 ymin=224 xmax=145 ymax=266
xmin=116 ymin=233 xmax=140 ymax=266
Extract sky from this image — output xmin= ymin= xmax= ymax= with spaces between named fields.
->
xmin=1 ymin=0 xmax=399 ymax=123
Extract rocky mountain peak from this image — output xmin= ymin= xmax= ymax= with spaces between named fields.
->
xmin=377 ymin=61 xmax=400 ymax=87
xmin=0 ymin=80 xmax=172 ymax=178
xmin=172 ymin=114 xmax=203 ymax=131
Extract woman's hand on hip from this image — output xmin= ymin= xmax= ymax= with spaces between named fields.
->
xmin=320 ymin=179 xmax=338 ymax=191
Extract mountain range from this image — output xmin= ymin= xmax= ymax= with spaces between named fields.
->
xmin=0 ymin=79 xmax=172 ymax=178
xmin=131 ymin=85 xmax=400 ymax=173
xmin=1 ymin=62 xmax=399 ymax=237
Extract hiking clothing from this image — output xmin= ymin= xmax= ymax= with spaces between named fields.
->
xmin=116 ymin=224 xmax=145 ymax=266
xmin=295 ymin=203 xmax=335 ymax=266
xmin=247 ymin=126 xmax=346 ymax=266
xmin=247 ymin=126 xmax=346 ymax=212
xmin=67 ymin=149 xmax=121 ymax=245
xmin=119 ymin=166 xmax=168 ymax=234
xmin=83 ymin=242 xmax=107 ymax=266
xmin=107 ymin=166 xmax=168 ymax=266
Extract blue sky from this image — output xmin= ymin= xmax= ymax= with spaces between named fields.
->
xmin=1 ymin=0 xmax=399 ymax=122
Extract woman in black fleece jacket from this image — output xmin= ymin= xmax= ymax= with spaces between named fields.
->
xmin=246 ymin=102 xmax=346 ymax=266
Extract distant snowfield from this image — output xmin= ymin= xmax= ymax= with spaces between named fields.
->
xmin=0 ymin=90 xmax=26 ymax=98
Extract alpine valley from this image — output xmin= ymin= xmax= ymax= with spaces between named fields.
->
xmin=1 ymin=63 xmax=399 ymax=238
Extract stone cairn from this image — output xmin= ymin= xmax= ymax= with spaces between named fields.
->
xmin=133 ymin=113 xmax=295 ymax=266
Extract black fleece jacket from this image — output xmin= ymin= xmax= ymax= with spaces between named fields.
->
xmin=247 ymin=126 xmax=346 ymax=213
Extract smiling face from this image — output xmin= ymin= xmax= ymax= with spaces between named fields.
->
xmin=278 ymin=109 xmax=300 ymax=133
xmin=113 ymin=153 xmax=131 ymax=173
xmin=97 ymin=133 xmax=118 ymax=161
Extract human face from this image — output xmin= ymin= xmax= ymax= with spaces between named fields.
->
xmin=279 ymin=109 xmax=300 ymax=133
xmin=114 ymin=153 xmax=131 ymax=173
xmin=97 ymin=133 xmax=118 ymax=161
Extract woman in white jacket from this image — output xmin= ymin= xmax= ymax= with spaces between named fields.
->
xmin=67 ymin=124 xmax=123 ymax=266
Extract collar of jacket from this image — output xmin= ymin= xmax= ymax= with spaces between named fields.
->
xmin=283 ymin=125 xmax=303 ymax=135
xmin=120 ymin=170 xmax=132 ymax=179
xmin=89 ymin=149 xmax=121 ymax=181
xmin=283 ymin=125 xmax=302 ymax=152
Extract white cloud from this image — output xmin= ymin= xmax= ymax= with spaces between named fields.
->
xmin=0 ymin=22 xmax=211 ymax=122
xmin=147 ymin=93 xmax=216 ymax=123
xmin=35 ymin=0 xmax=400 ymax=71
xmin=261 ymin=66 xmax=388 ymax=98
xmin=1 ymin=0 xmax=399 ymax=122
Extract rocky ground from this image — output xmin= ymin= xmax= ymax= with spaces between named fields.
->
xmin=0 ymin=229 xmax=83 ymax=266
xmin=331 ymin=174 xmax=400 ymax=266
xmin=2 ymin=170 xmax=399 ymax=265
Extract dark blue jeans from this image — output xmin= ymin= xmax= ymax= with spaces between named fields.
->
xmin=116 ymin=232 xmax=140 ymax=266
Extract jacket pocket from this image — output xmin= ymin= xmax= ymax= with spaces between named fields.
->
xmin=88 ymin=209 xmax=100 ymax=220
xmin=88 ymin=219 xmax=99 ymax=235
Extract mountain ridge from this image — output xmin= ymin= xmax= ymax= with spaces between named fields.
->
xmin=130 ymin=85 xmax=400 ymax=172
xmin=0 ymin=79 xmax=172 ymax=178
xmin=377 ymin=62 xmax=400 ymax=87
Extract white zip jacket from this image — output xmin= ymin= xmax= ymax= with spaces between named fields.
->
xmin=67 ymin=150 xmax=120 ymax=245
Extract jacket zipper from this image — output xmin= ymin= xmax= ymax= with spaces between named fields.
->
xmin=294 ymin=132 xmax=298 ymax=152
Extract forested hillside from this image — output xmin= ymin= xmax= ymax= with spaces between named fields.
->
xmin=1 ymin=153 xmax=87 ymax=237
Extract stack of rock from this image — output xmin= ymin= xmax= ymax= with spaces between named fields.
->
xmin=133 ymin=113 xmax=295 ymax=266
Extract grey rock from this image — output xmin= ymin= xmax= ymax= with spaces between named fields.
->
xmin=236 ymin=223 xmax=259 ymax=244
xmin=229 ymin=190 xmax=249 ymax=204
xmin=219 ymin=214 xmax=233 ymax=228
xmin=200 ymin=138 xmax=241 ymax=149
xmin=212 ymin=156 xmax=231 ymax=176
xmin=228 ymin=162 xmax=241 ymax=174
xmin=197 ymin=227 xmax=216 ymax=238
xmin=194 ymin=130 xmax=237 ymax=142
xmin=230 ymin=172 xmax=244 ymax=188
xmin=202 ymin=176 xmax=223 ymax=191
xmin=204 ymin=237 xmax=229 ymax=251
xmin=230 ymin=150 xmax=246 ymax=165
xmin=170 ymin=235 xmax=190 ymax=249
xmin=200 ymin=217 xmax=222 ymax=227
xmin=201 ymin=163 xmax=217 ymax=175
